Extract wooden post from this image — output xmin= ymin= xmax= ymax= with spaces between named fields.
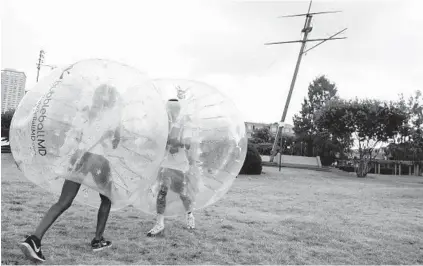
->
xmin=417 ymin=164 xmax=420 ymax=176
xmin=409 ymin=165 xmax=412 ymax=176
xmin=378 ymin=164 xmax=381 ymax=174
xmin=374 ymin=163 xmax=377 ymax=174
xmin=394 ymin=164 xmax=397 ymax=175
xmin=399 ymin=164 xmax=402 ymax=176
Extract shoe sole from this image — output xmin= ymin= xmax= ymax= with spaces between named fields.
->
xmin=92 ymin=243 xmax=112 ymax=252
xmin=18 ymin=243 xmax=45 ymax=262
xmin=146 ymin=228 xmax=165 ymax=237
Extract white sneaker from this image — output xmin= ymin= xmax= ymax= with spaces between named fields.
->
xmin=146 ymin=222 xmax=164 ymax=237
xmin=186 ymin=213 xmax=195 ymax=229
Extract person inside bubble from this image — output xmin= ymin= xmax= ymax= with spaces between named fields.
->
xmin=147 ymin=98 xmax=199 ymax=237
xmin=20 ymin=83 xmax=122 ymax=262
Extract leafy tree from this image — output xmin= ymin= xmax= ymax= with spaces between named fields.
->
xmin=1 ymin=109 xmax=15 ymax=141
xmin=250 ymin=127 xmax=273 ymax=144
xmin=388 ymin=90 xmax=423 ymax=164
xmin=316 ymin=98 xmax=408 ymax=177
xmin=292 ymin=75 xmax=345 ymax=164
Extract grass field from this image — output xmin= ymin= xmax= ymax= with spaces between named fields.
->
xmin=1 ymin=153 xmax=423 ymax=265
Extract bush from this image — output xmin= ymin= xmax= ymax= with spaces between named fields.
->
xmin=320 ymin=155 xmax=335 ymax=166
xmin=1 ymin=109 xmax=15 ymax=141
xmin=254 ymin=142 xmax=274 ymax=155
xmin=239 ymin=142 xmax=262 ymax=175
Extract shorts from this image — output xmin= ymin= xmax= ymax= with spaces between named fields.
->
xmin=69 ymin=150 xmax=112 ymax=195
xmin=159 ymin=167 xmax=186 ymax=194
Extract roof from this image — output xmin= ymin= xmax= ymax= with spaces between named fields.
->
xmin=245 ymin=121 xmax=294 ymax=128
xmin=1 ymin=69 xmax=26 ymax=77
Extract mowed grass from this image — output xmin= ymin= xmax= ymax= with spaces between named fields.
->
xmin=1 ymin=154 xmax=423 ymax=265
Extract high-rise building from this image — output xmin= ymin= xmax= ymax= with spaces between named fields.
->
xmin=1 ymin=69 xmax=27 ymax=113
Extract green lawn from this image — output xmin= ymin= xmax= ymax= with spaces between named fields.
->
xmin=1 ymin=153 xmax=423 ymax=265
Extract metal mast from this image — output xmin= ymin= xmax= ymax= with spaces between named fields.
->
xmin=267 ymin=0 xmax=347 ymax=166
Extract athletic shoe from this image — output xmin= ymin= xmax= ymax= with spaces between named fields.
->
xmin=19 ymin=235 xmax=46 ymax=262
xmin=146 ymin=222 xmax=165 ymax=237
xmin=186 ymin=212 xmax=195 ymax=229
xmin=91 ymin=237 xmax=112 ymax=252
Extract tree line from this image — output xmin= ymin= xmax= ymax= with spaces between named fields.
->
xmin=250 ymin=75 xmax=422 ymax=177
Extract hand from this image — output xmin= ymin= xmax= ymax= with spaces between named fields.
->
xmin=169 ymin=146 xmax=179 ymax=154
xmin=112 ymin=137 xmax=120 ymax=149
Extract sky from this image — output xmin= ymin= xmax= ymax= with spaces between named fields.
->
xmin=2 ymin=0 xmax=422 ymax=125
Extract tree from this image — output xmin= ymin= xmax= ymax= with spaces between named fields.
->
xmin=388 ymin=90 xmax=423 ymax=164
xmin=1 ymin=109 xmax=15 ymax=141
xmin=292 ymin=75 xmax=344 ymax=165
xmin=316 ymin=98 xmax=408 ymax=177
xmin=250 ymin=127 xmax=273 ymax=144
xmin=250 ymin=127 xmax=278 ymax=155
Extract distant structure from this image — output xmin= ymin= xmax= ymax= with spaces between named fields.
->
xmin=266 ymin=0 xmax=347 ymax=163
xmin=1 ymin=69 xmax=27 ymax=113
xmin=245 ymin=121 xmax=295 ymax=138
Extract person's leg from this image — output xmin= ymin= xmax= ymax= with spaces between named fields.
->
xmin=180 ymin=193 xmax=195 ymax=229
xmin=146 ymin=183 xmax=168 ymax=237
xmin=173 ymin=172 xmax=195 ymax=229
xmin=95 ymin=193 xmax=111 ymax=240
xmin=147 ymin=169 xmax=170 ymax=236
xmin=20 ymin=179 xmax=81 ymax=261
xmin=90 ymin=193 xmax=112 ymax=251
xmin=87 ymin=153 xmax=113 ymax=250
xmin=34 ymin=180 xmax=81 ymax=239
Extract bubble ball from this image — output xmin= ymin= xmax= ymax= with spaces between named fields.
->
xmin=10 ymin=59 xmax=169 ymax=211
xmin=132 ymin=79 xmax=248 ymax=216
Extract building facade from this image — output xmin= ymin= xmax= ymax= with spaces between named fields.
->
xmin=245 ymin=121 xmax=295 ymax=138
xmin=1 ymin=69 xmax=27 ymax=113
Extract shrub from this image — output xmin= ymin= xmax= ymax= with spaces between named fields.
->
xmin=320 ymin=155 xmax=335 ymax=166
xmin=254 ymin=142 xmax=274 ymax=155
xmin=239 ymin=142 xmax=262 ymax=175
xmin=1 ymin=109 xmax=15 ymax=141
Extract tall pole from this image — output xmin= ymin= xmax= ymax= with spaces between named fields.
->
xmin=36 ymin=50 xmax=45 ymax=82
xmin=270 ymin=15 xmax=313 ymax=163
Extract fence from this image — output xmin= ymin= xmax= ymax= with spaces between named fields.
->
xmin=338 ymin=159 xmax=422 ymax=176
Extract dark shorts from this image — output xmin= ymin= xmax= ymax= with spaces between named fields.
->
xmin=159 ymin=168 xmax=185 ymax=194
xmin=70 ymin=150 xmax=112 ymax=194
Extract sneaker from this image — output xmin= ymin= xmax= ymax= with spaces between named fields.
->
xmin=186 ymin=212 xmax=195 ymax=229
xmin=91 ymin=237 xmax=112 ymax=252
xmin=19 ymin=235 xmax=46 ymax=262
xmin=146 ymin=222 xmax=165 ymax=237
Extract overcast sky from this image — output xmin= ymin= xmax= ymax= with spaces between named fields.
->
xmin=2 ymin=0 xmax=422 ymax=125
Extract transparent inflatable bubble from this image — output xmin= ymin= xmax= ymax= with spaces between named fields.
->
xmin=10 ymin=59 xmax=168 ymax=211
xmin=132 ymin=79 xmax=248 ymax=216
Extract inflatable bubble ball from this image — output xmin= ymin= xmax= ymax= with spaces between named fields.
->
xmin=132 ymin=78 xmax=248 ymax=216
xmin=10 ymin=59 xmax=169 ymax=211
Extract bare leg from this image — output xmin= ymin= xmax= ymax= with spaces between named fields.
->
xmin=146 ymin=183 xmax=168 ymax=236
xmin=34 ymin=180 xmax=81 ymax=240
xmin=156 ymin=184 xmax=168 ymax=216
xmin=179 ymin=193 xmax=193 ymax=213
xmin=86 ymin=153 xmax=113 ymax=241
xmin=95 ymin=194 xmax=111 ymax=240
xmin=178 ymin=184 xmax=195 ymax=229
